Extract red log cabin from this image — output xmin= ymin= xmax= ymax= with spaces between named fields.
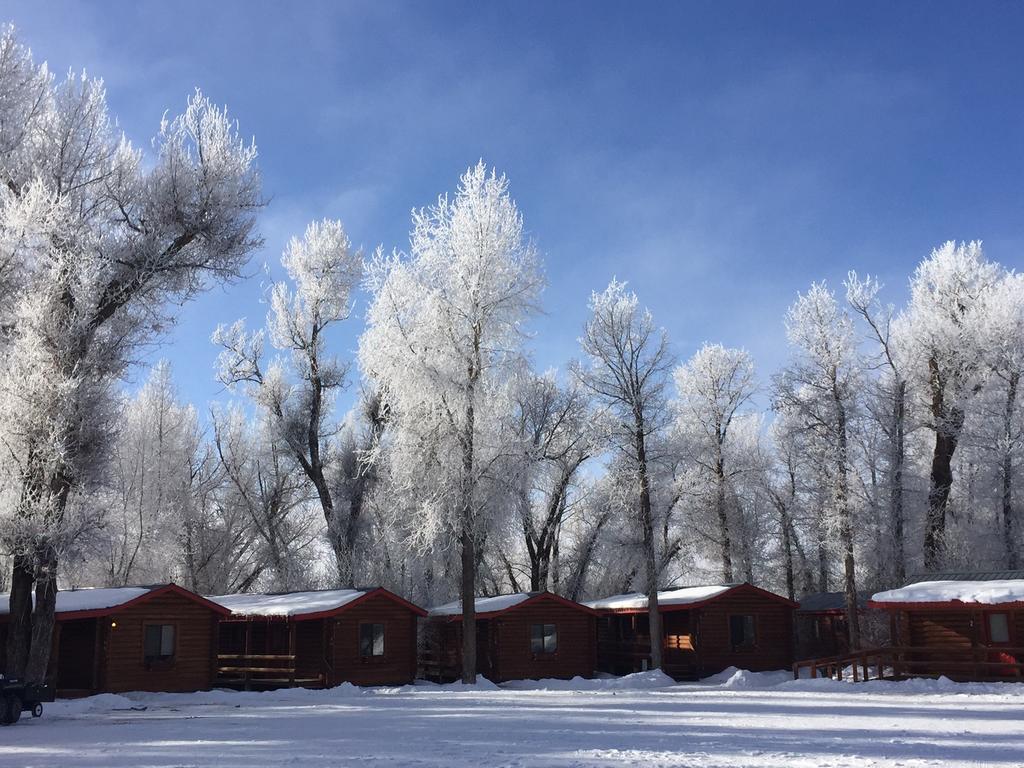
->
xmin=588 ymin=583 xmax=797 ymax=680
xmin=868 ymin=571 xmax=1024 ymax=681
xmin=0 ymin=583 xmax=227 ymax=696
xmin=420 ymin=592 xmax=597 ymax=683
xmin=209 ymin=587 xmax=426 ymax=688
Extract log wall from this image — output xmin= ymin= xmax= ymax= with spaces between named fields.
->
xmin=490 ymin=601 xmax=595 ymax=682
xmin=100 ymin=592 xmax=219 ymax=693
xmin=329 ymin=593 xmax=419 ymax=686
xmin=695 ymin=590 xmax=794 ymax=676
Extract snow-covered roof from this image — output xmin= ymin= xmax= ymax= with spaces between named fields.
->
xmin=870 ymin=579 xmax=1024 ymax=607
xmin=0 ymin=586 xmax=151 ymax=616
xmin=586 ymin=585 xmax=733 ymax=611
xmin=429 ymin=593 xmax=535 ymax=617
xmin=209 ymin=589 xmax=371 ymax=618
xmin=0 ymin=583 xmax=227 ymax=618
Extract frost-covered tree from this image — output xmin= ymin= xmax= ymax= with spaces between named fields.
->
xmin=327 ymin=389 xmax=389 ymax=585
xmin=212 ymin=406 xmax=319 ymax=591
xmin=902 ymin=242 xmax=1002 ymax=570
xmin=979 ymin=273 xmax=1024 ymax=568
xmin=762 ymin=409 xmax=816 ymax=600
xmin=574 ymin=280 xmax=673 ymax=669
xmin=360 ymin=162 xmax=542 ymax=683
xmin=673 ymin=343 xmax=757 ymax=582
xmin=560 ymin=474 xmax=620 ymax=600
xmin=0 ymin=27 xmax=261 ymax=683
xmin=773 ymin=283 xmax=863 ymax=648
xmin=92 ymin=363 xmax=208 ymax=587
xmin=215 ymin=218 xmax=362 ymax=585
xmin=509 ymin=372 xmax=597 ymax=592
xmin=845 ymin=273 xmax=913 ymax=582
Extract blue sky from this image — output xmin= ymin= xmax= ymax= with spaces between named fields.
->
xmin=6 ymin=1 xmax=1024 ymax=416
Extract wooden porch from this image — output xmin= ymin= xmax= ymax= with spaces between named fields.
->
xmin=596 ymin=633 xmax=699 ymax=680
xmin=215 ymin=619 xmax=326 ymax=689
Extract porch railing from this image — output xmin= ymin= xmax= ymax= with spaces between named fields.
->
xmin=793 ymin=646 xmax=1024 ymax=683
xmin=215 ymin=653 xmax=322 ymax=689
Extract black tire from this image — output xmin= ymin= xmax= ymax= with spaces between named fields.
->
xmin=31 ymin=702 xmax=43 ymax=718
xmin=0 ymin=694 xmax=21 ymax=726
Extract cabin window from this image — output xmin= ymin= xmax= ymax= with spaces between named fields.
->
xmin=729 ymin=615 xmax=756 ymax=650
xmin=531 ymin=623 xmax=557 ymax=654
xmin=143 ymin=624 xmax=175 ymax=662
xmin=360 ymin=623 xmax=385 ymax=657
xmin=988 ymin=613 xmax=1010 ymax=644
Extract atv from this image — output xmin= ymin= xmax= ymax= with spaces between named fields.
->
xmin=0 ymin=675 xmax=54 ymax=725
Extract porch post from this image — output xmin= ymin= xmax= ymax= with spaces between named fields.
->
xmin=288 ymin=621 xmax=296 ymax=687
xmin=244 ymin=621 xmax=252 ymax=691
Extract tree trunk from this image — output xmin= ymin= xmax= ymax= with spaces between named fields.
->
xmin=527 ymin=468 xmax=572 ymax=592
xmin=715 ymin=453 xmax=733 ymax=583
xmin=339 ymin=407 xmax=385 ymax=590
xmin=551 ymin=515 xmax=561 ymax=595
xmin=1003 ymin=372 xmax=1019 ymax=570
xmin=817 ymin=514 xmax=829 ymax=592
xmin=498 ymin=550 xmax=521 ymax=593
xmin=890 ymin=379 xmax=907 ymax=584
xmin=779 ymin=502 xmax=796 ymax=602
xmin=836 ymin=403 xmax=861 ymax=651
xmin=636 ymin=421 xmax=662 ymax=670
xmin=924 ymin=359 xmax=966 ymax=572
xmin=303 ymin=339 xmax=352 ymax=588
xmin=4 ymin=554 xmax=34 ymax=678
xmin=528 ymin=552 xmax=541 ymax=593
xmin=25 ymin=541 xmax=58 ymax=684
xmin=566 ymin=510 xmax=610 ymax=602
xmin=925 ymin=419 xmax=961 ymax=571
xmin=459 ymin=526 xmax=477 ymax=684
xmin=459 ymin=342 xmax=479 ymax=685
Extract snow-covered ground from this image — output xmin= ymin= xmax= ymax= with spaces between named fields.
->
xmin=3 ymin=669 xmax=1023 ymax=767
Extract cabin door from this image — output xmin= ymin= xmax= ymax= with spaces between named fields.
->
xmin=56 ymin=619 xmax=98 ymax=693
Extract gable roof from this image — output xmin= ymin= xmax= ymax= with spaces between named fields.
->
xmin=586 ymin=583 xmax=797 ymax=613
xmin=0 ymin=583 xmax=229 ymax=621
xmin=209 ymin=586 xmax=427 ymax=620
xmin=428 ymin=591 xmax=596 ymax=620
xmin=869 ymin=578 xmax=1024 ymax=610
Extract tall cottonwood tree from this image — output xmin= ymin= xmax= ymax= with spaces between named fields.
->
xmin=0 ymin=28 xmax=262 ymax=683
xmin=846 ymin=273 xmax=911 ymax=583
xmin=212 ymin=406 xmax=317 ymax=591
xmin=328 ymin=390 xmax=389 ymax=583
xmin=980 ymin=273 xmax=1024 ymax=569
xmin=674 ymin=343 xmax=757 ymax=582
xmin=215 ymin=218 xmax=362 ymax=585
xmin=510 ymin=372 xmax=596 ymax=592
xmin=575 ymin=280 xmax=673 ymax=669
xmin=98 ymin=363 xmax=207 ymax=587
xmin=773 ymin=283 xmax=863 ymax=648
xmin=360 ymin=162 xmax=543 ymax=683
xmin=903 ymin=242 xmax=1002 ymax=570
xmin=763 ymin=410 xmax=815 ymax=601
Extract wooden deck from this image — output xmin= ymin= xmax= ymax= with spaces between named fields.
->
xmin=793 ymin=646 xmax=1024 ymax=683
